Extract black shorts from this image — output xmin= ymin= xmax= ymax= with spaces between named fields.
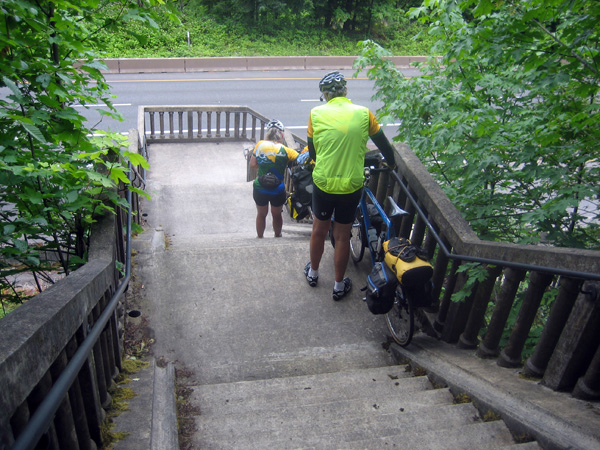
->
xmin=253 ymin=187 xmax=287 ymax=207
xmin=311 ymin=184 xmax=362 ymax=224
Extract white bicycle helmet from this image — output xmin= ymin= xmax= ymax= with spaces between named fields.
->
xmin=266 ymin=120 xmax=284 ymax=131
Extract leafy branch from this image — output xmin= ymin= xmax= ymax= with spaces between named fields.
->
xmin=0 ymin=0 xmax=164 ymax=312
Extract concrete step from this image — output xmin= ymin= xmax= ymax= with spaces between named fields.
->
xmin=195 ymin=400 xmax=502 ymax=449
xmin=196 ymin=380 xmax=454 ymax=417
xmin=193 ymin=365 xmax=422 ymax=414
xmin=196 ymin=396 xmax=479 ymax=437
xmin=302 ymin=421 xmax=542 ymax=450
xmin=192 ymin=364 xmax=531 ymax=450
xmin=193 ymin=342 xmax=399 ymax=386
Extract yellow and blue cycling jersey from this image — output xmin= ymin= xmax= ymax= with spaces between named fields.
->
xmin=252 ymin=140 xmax=299 ymax=194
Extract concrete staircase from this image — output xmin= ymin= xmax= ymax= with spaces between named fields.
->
xmin=193 ymin=365 xmax=540 ymax=449
xmin=113 ymin=141 xmax=543 ymax=450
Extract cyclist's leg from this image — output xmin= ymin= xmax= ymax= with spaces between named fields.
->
xmin=330 ymin=188 xmax=362 ymax=283
xmin=270 ymin=191 xmax=287 ymax=237
xmin=310 ymin=217 xmax=330 ymax=271
xmin=332 ymin=221 xmax=352 ymax=282
xmin=309 ymin=185 xmax=335 ymax=271
xmin=253 ymin=188 xmax=269 ymax=238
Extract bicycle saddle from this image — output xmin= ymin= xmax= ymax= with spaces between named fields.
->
xmin=386 ymin=196 xmax=409 ymax=218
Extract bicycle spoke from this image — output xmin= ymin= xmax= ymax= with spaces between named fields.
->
xmin=385 ymin=288 xmax=414 ymax=347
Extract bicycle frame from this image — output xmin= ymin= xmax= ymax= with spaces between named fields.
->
xmin=356 ymin=168 xmax=407 ymax=266
xmin=359 ymin=187 xmax=395 ymax=266
xmin=352 ymin=167 xmax=422 ymax=348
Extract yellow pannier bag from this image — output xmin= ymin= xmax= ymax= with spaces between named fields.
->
xmin=383 ymin=238 xmax=433 ymax=288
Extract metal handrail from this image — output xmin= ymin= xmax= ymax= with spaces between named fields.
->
xmin=11 ymin=167 xmax=134 ymax=450
xmin=390 ymin=170 xmax=600 ymax=282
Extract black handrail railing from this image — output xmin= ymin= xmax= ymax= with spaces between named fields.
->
xmin=389 ymin=169 xmax=600 ymax=282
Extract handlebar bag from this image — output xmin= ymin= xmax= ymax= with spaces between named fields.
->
xmin=364 ymin=262 xmax=397 ymax=315
xmin=383 ymin=238 xmax=433 ymax=288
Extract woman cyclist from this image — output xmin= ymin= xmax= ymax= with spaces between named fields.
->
xmin=250 ymin=120 xmax=299 ymax=238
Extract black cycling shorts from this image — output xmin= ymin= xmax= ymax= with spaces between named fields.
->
xmin=311 ymin=184 xmax=362 ymax=224
xmin=253 ymin=187 xmax=287 ymax=207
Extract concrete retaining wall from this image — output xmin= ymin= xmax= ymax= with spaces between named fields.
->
xmin=100 ymin=56 xmax=428 ymax=74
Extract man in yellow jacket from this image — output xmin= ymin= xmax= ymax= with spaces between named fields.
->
xmin=304 ymin=71 xmax=397 ymax=300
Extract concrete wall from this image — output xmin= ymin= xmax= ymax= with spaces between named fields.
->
xmin=99 ymin=56 xmax=428 ymax=74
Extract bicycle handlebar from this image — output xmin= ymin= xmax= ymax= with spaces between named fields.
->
xmin=363 ymin=165 xmax=391 ymax=183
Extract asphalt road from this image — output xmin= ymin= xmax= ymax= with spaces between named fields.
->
xmin=78 ymin=68 xmax=421 ymax=139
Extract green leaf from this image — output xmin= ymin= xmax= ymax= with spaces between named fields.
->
xmin=473 ymin=0 xmax=493 ymax=17
xmin=21 ymin=122 xmax=46 ymax=143
xmin=2 ymin=76 xmax=23 ymax=100
xmin=122 ymin=151 xmax=150 ymax=169
xmin=108 ymin=167 xmax=130 ymax=184
xmin=129 ymin=185 xmax=151 ymax=200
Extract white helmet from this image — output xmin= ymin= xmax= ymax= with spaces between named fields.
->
xmin=266 ymin=120 xmax=284 ymax=131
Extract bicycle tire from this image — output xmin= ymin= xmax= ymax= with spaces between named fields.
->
xmin=385 ymin=286 xmax=414 ymax=347
xmin=349 ymin=211 xmax=365 ymax=262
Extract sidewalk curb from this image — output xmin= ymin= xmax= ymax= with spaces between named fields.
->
xmin=100 ymin=55 xmax=427 ymax=74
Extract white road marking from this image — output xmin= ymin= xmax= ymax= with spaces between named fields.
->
xmin=75 ymin=103 xmax=132 ymax=108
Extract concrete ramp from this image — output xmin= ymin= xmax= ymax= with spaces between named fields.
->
xmin=119 ymin=141 xmax=540 ymax=449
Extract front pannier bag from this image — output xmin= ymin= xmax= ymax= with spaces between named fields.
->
xmin=364 ymin=262 xmax=398 ymax=315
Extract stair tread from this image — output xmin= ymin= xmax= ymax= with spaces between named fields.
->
xmin=196 ymin=402 xmax=483 ymax=446
xmin=196 ymin=364 xmax=416 ymax=389
xmin=297 ymin=420 xmax=532 ymax=450
xmin=193 ymin=366 xmax=433 ymax=414
xmin=196 ymin=385 xmax=455 ymax=417
xmin=195 ymin=345 xmax=402 ymax=385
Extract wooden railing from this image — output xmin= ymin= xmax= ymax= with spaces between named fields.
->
xmin=0 ymin=131 xmax=146 ymax=450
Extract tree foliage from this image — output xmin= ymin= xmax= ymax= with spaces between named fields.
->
xmin=0 ymin=0 xmax=173 ymax=311
xmin=355 ymin=0 xmax=600 ymax=249
xmin=92 ymin=0 xmax=433 ymax=57
xmin=198 ymin=0 xmax=422 ymax=30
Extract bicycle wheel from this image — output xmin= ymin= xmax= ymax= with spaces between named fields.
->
xmin=349 ymin=211 xmax=365 ymax=262
xmin=385 ymin=286 xmax=414 ymax=347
